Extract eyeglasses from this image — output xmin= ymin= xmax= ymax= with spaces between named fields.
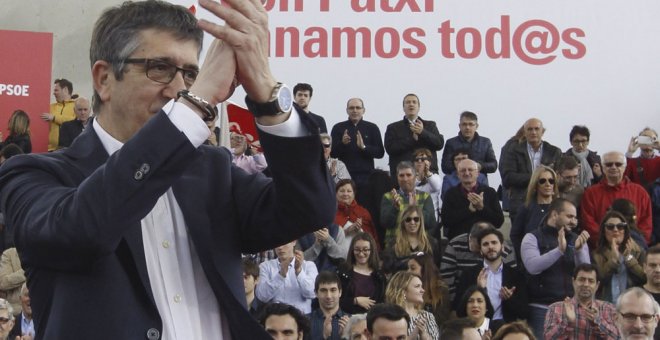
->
xmin=122 ymin=58 xmax=198 ymax=87
xmin=353 ymin=248 xmax=371 ymax=254
xmin=405 ymin=217 xmax=420 ymax=223
xmin=322 ymin=143 xmax=331 ymax=148
xmin=414 ymin=157 xmax=429 ymax=162
xmin=604 ymin=162 xmax=624 ymax=168
xmin=538 ymin=178 xmax=555 ymax=185
xmin=0 ymin=317 xmax=10 ymax=324
xmin=619 ymin=312 xmax=656 ymax=324
xmin=571 ymin=139 xmax=589 ymax=145
xmin=604 ymin=223 xmax=627 ymax=231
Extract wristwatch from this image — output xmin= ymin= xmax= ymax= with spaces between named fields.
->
xmin=625 ymin=254 xmax=634 ymax=262
xmin=245 ymin=82 xmax=293 ymax=117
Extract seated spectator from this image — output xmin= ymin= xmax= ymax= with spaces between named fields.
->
xmin=387 ymin=205 xmax=441 ymax=269
xmin=456 ymin=285 xmax=504 ymax=337
xmin=0 ymin=298 xmax=14 ymax=340
xmin=0 ymin=110 xmax=31 ymax=154
xmin=564 ymin=125 xmax=602 ymax=187
xmin=365 ymin=303 xmax=410 ymax=340
xmin=342 ymin=313 xmax=367 ymax=340
xmin=381 ymin=162 xmax=437 ymax=245
xmin=259 ymin=302 xmax=309 ymax=340
xmin=299 ymin=224 xmax=348 ymax=272
xmin=307 ymin=271 xmax=350 ymax=340
xmin=8 ymin=284 xmax=33 ymax=339
xmin=624 ymin=127 xmax=659 ymax=192
xmin=334 ymin=179 xmax=379 ymax=247
xmin=581 ymin=151 xmax=652 ymax=247
xmin=0 ymin=247 xmax=25 ymax=316
xmin=256 ymin=241 xmax=318 ymax=314
xmin=406 ymin=253 xmax=450 ymax=327
xmin=229 ymin=132 xmax=267 ymax=174
xmin=385 ymin=271 xmax=440 ymax=339
xmin=440 ymin=222 xmax=515 ymax=302
xmin=456 ymin=228 xmax=527 ymax=323
xmin=613 ymin=287 xmax=659 ymax=340
xmin=414 ymin=148 xmax=442 ymax=219
xmin=441 ymin=159 xmax=503 ymax=240
xmin=242 ymin=258 xmax=264 ymax=318
xmin=440 ymin=317 xmax=481 ymax=340
xmin=322 ymin=133 xmax=351 ymax=183
xmin=555 ymin=155 xmax=585 ymax=209
xmin=543 ymin=263 xmax=619 ymax=339
xmin=338 ymin=233 xmax=386 ymax=314
xmin=609 ymin=198 xmax=648 ymax=249
xmin=491 ymin=321 xmax=536 ymax=340
xmin=591 ymin=211 xmax=645 ymax=303
xmin=510 ymin=166 xmax=558 ymax=265
xmin=440 ymin=148 xmax=488 ymax=201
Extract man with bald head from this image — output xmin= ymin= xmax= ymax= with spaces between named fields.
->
xmin=499 ymin=118 xmax=562 ymax=223
xmin=58 ymin=96 xmax=91 ymax=148
xmin=330 ymin=98 xmax=384 ymax=191
xmin=441 ymin=159 xmax=504 ymax=239
xmin=581 ymin=151 xmax=652 ymax=246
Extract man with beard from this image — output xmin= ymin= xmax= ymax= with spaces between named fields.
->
xmin=642 ymin=244 xmax=660 ymax=339
xmin=544 ymin=263 xmax=619 ymax=339
xmin=307 ymin=271 xmax=350 ymax=340
xmin=614 ymin=287 xmax=660 ymax=340
xmin=555 ymin=155 xmax=585 ymax=208
xmin=455 ymin=228 xmax=527 ymax=323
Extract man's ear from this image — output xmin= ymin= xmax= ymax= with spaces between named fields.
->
xmin=92 ymin=60 xmax=113 ymax=104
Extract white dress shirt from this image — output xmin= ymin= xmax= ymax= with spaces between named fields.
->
xmin=255 ymin=257 xmax=318 ymax=313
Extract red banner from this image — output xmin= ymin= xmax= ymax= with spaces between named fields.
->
xmin=226 ymin=102 xmax=261 ymax=152
xmin=0 ymin=30 xmax=53 ymax=154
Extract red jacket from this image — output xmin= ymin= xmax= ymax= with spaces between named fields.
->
xmin=335 ymin=200 xmax=379 ymax=246
xmin=581 ymin=177 xmax=652 ymax=247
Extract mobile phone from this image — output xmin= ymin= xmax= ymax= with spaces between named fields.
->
xmin=637 ymin=135 xmax=654 ymax=146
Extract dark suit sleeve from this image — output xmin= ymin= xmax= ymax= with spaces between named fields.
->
xmin=384 ymin=123 xmax=416 ymax=158
xmin=58 ymin=122 xmax=74 ymax=148
xmin=454 ymin=266 xmax=479 ymax=310
xmin=364 ymin=124 xmax=385 ymax=159
xmin=441 ymin=142 xmax=455 ymax=175
xmin=330 ymin=124 xmax=346 ymax=159
xmin=502 ymin=265 xmax=529 ymax=321
xmin=418 ymin=121 xmax=444 ymax=151
xmin=480 ymin=139 xmax=498 ymax=174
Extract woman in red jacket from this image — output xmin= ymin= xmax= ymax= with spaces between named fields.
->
xmin=335 ymin=179 xmax=379 ymax=247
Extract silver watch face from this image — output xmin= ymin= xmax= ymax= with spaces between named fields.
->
xmin=277 ymin=84 xmax=293 ymax=113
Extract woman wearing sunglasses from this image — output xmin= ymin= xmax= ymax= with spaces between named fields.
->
xmin=591 ymin=210 xmax=646 ymax=303
xmin=387 ymin=205 xmax=441 ymax=270
xmin=510 ymin=166 xmax=558 ymax=264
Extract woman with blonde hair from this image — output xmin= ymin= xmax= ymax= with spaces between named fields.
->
xmin=390 ymin=205 xmax=441 ymax=268
xmin=385 ymin=271 xmax=439 ymax=340
xmin=407 ymin=253 xmax=450 ymax=327
xmin=509 ymin=166 xmax=558 ymax=263
xmin=1 ymin=110 xmax=31 ymax=153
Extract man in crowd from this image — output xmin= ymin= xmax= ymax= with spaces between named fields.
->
xmin=9 ymin=284 xmax=34 ymax=339
xmin=243 ymin=258 xmax=264 ymax=318
xmin=441 ymin=111 xmax=497 ymax=180
xmin=564 ymin=125 xmax=602 ymax=187
xmin=229 ymin=131 xmax=267 ymax=174
xmin=256 ymin=241 xmax=318 ymax=314
xmin=614 ymin=288 xmax=659 ymax=340
xmin=500 ymin=118 xmax=562 ymax=222
xmin=456 ymin=228 xmax=527 ymax=322
xmin=544 ymin=264 xmax=619 ymax=339
xmin=322 ymin=133 xmax=351 ymax=183
xmin=441 ymin=159 xmax=503 ymax=239
xmin=380 ymin=161 xmax=437 ymax=244
xmin=330 ymin=98 xmax=385 ymax=193
xmin=58 ymin=96 xmax=91 ymax=148
xmin=581 ymin=151 xmax=652 ymax=246
xmin=384 ymin=93 xmax=444 ymax=179
xmin=555 ymin=155 xmax=585 ymax=208
xmin=521 ymin=198 xmax=591 ymax=339
xmin=42 ymin=78 xmax=76 ymax=151
xmin=0 ymin=1 xmax=335 ymax=338
xmin=440 ymin=148 xmax=488 ymax=200
xmin=260 ymin=302 xmax=309 ymax=340
xmin=625 ymin=127 xmax=659 ymax=192
xmin=439 ymin=318 xmax=481 ymax=340
xmin=365 ymin=303 xmax=410 ymax=340
xmin=344 ymin=314 xmax=367 ymax=340
xmin=308 ymin=271 xmax=350 ymax=340
xmin=643 ymin=244 xmax=660 ymax=303
xmin=293 ymin=83 xmax=327 ymax=133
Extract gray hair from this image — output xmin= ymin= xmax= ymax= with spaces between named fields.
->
xmin=342 ymin=313 xmax=366 ymax=340
xmin=601 ymin=151 xmax=627 ymax=167
xmin=615 ymin=287 xmax=660 ymax=314
xmin=0 ymin=298 xmax=14 ymax=321
xmin=396 ymin=161 xmax=416 ymax=177
xmin=320 ymin=133 xmax=332 ymax=144
xmin=90 ymin=0 xmax=203 ymax=112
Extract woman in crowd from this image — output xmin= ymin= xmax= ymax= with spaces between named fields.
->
xmin=491 ymin=321 xmax=536 ymax=340
xmin=407 ymin=253 xmax=450 ymax=327
xmin=413 ymin=148 xmax=442 ymax=219
xmin=563 ymin=125 xmax=602 ymax=187
xmin=334 ymin=179 xmax=379 ymax=247
xmin=456 ymin=285 xmax=503 ymax=338
xmin=385 ymin=271 xmax=440 ymax=340
xmin=388 ymin=205 xmax=441 ymax=268
xmin=338 ymin=232 xmax=386 ymax=314
xmin=591 ymin=210 xmax=646 ymax=303
xmin=1 ymin=110 xmax=31 ymax=154
xmin=299 ymin=223 xmax=348 ymax=272
xmin=609 ymin=198 xmax=647 ymax=249
xmin=509 ymin=166 xmax=558 ymax=262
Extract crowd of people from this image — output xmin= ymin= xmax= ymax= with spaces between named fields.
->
xmin=1 ymin=0 xmax=659 ymax=339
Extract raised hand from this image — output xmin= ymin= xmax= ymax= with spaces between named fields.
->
xmin=342 ymin=129 xmax=351 ymax=144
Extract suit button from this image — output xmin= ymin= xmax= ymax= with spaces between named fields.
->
xmin=146 ymin=328 xmax=160 ymax=340
xmin=134 ymin=170 xmax=144 ymax=180
xmin=140 ymin=163 xmax=151 ymax=174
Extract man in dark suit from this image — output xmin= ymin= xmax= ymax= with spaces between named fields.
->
xmin=455 ymin=228 xmax=528 ymax=323
xmin=9 ymin=284 xmax=33 ymax=339
xmin=58 ymin=96 xmax=91 ymax=148
xmin=384 ymin=93 xmax=444 ymax=179
xmin=0 ymin=1 xmax=334 ymax=339
xmin=293 ymin=83 xmax=327 ymax=133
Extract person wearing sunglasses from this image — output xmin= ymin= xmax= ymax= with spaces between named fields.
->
xmin=321 ymin=133 xmax=351 ymax=183
xmin=582 ymin=151 xmax=652 ymax=248
xmin=386 ymin=205 xmax=441 ymax=270
xmin=413 ymin=148 xmax=442 ymax=220
xmin=591 ymin=211 xmax=646 ymax=303
xmin=0 ymin=298 xmax=14 ymax=340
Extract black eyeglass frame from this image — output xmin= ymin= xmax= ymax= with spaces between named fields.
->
xmin=122 ymin=58 xmax=199 ymax=87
